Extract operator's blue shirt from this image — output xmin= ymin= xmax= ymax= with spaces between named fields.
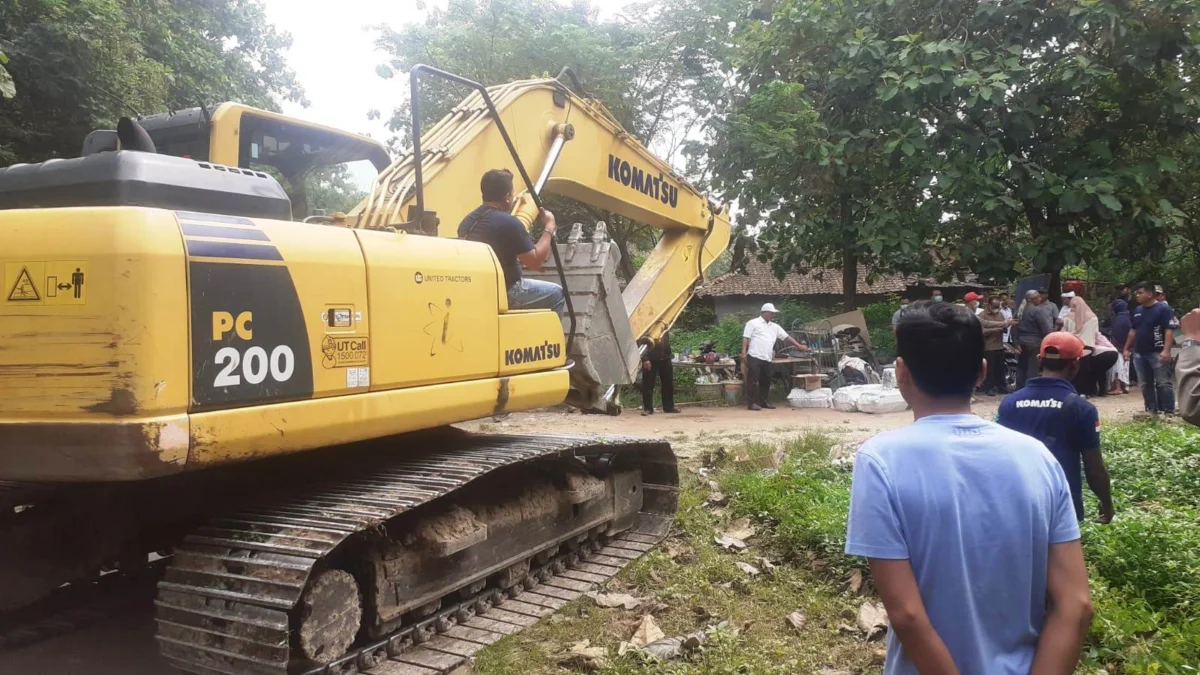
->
xmin=845 ymin=414 xmax=1080 ymax=675
xmin=998 ymin=377 xmax=1100 ymax=520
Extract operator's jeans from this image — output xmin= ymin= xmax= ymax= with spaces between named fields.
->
xmin=508 ymin=278 xmax=566 ymax=317
xmin=1132 ymin=352 xmax=1175 ymax=413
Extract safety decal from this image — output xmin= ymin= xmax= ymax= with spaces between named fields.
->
xmin=4 ymin=261 xmax=88 ymax=305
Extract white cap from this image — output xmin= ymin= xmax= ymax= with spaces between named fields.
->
xmin=761 ymin=303 xmax=779 ymax=313
xmin=1061 ymin=291 xmax=1076 ymax=299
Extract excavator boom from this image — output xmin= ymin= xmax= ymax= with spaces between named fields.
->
xmin=352 ymin=69 xmax=731 ymax=408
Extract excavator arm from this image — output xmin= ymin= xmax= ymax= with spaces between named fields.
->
xmin=352 ymin=68 xmax=730 ymax=410
xmin=354 ymin=69 xmax=731 ymax=351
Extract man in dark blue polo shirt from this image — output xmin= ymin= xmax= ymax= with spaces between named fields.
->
xmin=999 ymin=332 xmax=1114 ymax=523
xmin=458 ymin=169 xmax=565 ymax=316
xmin=1124 ymin=282 xmax=1175 ymax=414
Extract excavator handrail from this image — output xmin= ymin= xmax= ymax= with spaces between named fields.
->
xmin=408 ymin=64 xmax=577 ymax=356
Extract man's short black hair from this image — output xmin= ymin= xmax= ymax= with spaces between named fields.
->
xmin=896 ymin=301 xmax=983 ymax=400
xmin=481 ymin=169 xmax=514 ymax=202
xmin=1132 ymin=281 xmax=1149 ymax=293
xmin=1042 ymin=359 xmax=1071 ymax=373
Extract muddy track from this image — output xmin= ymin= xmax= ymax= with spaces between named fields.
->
xmin=155 ymin=433 xmax=677 ymax=675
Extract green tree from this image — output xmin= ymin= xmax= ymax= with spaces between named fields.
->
xmin=302 ymin=165 xmax=369 ymax=217
xmin=372 ymin=0 xmax=739 ymax=281
xmin=707 ymin=2 xmax=939 ymax=308
xmin=899 ymin=0 xmax=1200 ymax=295
xmin=712 ymin=0 xmax=1200 ymax=300
xmin=0 ymin=0 xmax=304 ymax=164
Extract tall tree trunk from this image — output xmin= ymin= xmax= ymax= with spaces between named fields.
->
xmin=840 ymin=194 xmax=857 ymax=309
xmin=842 ymin=246 xmax=858 ymax=310
xmin=607 ymin=216 xmax=638 ymax=282
xmin=1047 ymin=266 xmax=1062 ymax=309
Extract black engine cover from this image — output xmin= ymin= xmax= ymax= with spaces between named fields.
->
xmin=0 ymin=151 xmax=291 ymax=221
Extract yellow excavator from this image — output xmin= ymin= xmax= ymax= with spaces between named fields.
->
xmin=0 ymin=66 xmax=730 ymax=673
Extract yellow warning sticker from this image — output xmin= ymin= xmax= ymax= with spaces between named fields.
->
xmin=43 ymin=260 xmax=87 ymax=305
xmin=4 ymin=261 xmax=88 ymax=306
xmin=5 ymin=264 xmax=40 ymax=302
xmin=5 ymin=262 xmax=44 ymax=304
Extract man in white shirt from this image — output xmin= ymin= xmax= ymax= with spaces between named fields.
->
xmin=741 ymin=303 xmax=809 ymax=410
xmin=1000 ymin=293 xmax=1015 ymax=344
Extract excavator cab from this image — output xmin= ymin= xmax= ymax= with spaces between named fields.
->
xmin=83 ymin=103 xmax=391 ymax=221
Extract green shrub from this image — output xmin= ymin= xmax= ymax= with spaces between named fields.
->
xmin=673 ymin=315 xmax=748 ymax=357
xmin=860 ymin=296 xmax=900 ymax=331
xmin=869 ymin=326 xmax=896 ymax=359
xmin=1100 ymin=423 xmax=1200 ymax=508
xmin=861 ymin=297 xmax=900 ymax=358
xmin=1085 ymin=577 xmax=1200 ymax=673
xmin=774 ymin=299 xmax=825 ymax=329
xmin=674 ymin=302 xmax=717 ymax=333
xmin=719 ymin=433 xmax=854 ymax=571
xmin=1083 ymin=505 xmax=1200 ymax=615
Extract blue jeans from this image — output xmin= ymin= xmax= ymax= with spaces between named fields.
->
xmin=1132 ymin=352 xmax=1175 ymax=413
xmin=508 ymin=278 xmax=565 ymax=317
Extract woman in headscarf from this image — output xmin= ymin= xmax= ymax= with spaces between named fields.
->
xmin=1064 ymin=295 xmax=1117 ymax=396
xmin=1108 ymin=298 xmax=1132 ymax=394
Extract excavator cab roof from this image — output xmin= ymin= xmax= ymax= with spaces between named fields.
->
xmin=135 ymin=102 xmax=392 ymax=179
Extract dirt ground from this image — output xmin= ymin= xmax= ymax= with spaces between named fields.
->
xmin=463 ymin=392 xmax=1145 ymax=464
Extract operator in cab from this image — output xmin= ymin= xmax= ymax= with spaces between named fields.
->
xmin=458 ymin=169 xmax=566 ymax=317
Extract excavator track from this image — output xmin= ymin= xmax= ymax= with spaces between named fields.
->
xmin=155 ymin=433 xmax=677 ymax=675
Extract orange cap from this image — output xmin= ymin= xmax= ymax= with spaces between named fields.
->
xmin=1040 ymin=332 xmax=1088 ymax=360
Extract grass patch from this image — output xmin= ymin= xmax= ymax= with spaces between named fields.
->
xmin=472 ymin=433 xmax=881 ymax=674
xmin=473 ymin=421 xmax=1200 ymax=673
xmin=719 ymin=433 xmax=855 ymax=575
xmin=1078 ymin=421 xmax=1200 ymax=672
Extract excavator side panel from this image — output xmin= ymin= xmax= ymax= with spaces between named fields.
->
xmin=0 ymin=207 xmax=570 ymax=481
xmin=352 ymin=229 xmax=504 ymax=389
xmin=0 ymin=207 xmax=192 ymax=480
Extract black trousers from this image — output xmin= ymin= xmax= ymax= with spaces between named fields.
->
xmin=984 ymin=349 xmax=1007 ymax=393
xmin=641 ymin=359 xmax=675 ymax=411
xmin=1074 ymin=351 xmax=1118 ymax=396
xmin=746 ymin=356 xmax=772 ymax=407
xmin=1017 ymin=344 xmax=1040 ymax=388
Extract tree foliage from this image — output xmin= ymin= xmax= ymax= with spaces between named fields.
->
xmin=711 ymin=0 xmax=1200 ymax=301
xmin=707 ymin=1 xmax=942 ymax=308
xmin=0 ymin=0 xmax=305 ymax=164
xmin=303 ymin=165 xmax=369 ymax=217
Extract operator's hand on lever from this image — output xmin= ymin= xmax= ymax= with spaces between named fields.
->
xmin=539 ymin=208 xmax=557 ymax=236
xmin=521 ymin=209 xmax=558 ymax=271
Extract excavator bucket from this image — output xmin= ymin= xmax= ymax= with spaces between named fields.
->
xmin=528 ymin=222 xmax=639 ymax=413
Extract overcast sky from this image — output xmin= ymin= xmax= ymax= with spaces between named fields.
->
xmin=261 ymin=0 xmax=632 ymax=149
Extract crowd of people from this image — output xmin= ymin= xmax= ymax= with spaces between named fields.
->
xmin=891 ymin=283 xmax=1187 ymax=415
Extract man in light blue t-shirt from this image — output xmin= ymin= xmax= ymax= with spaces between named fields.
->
xmin=846 ymin=301 xmax=1094 ymax=674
